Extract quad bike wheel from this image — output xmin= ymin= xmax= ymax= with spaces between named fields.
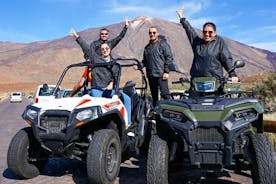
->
xmin=137 ymin=100 xmax=152 ymax=156
xmin=147 ymin=134 xmax=169 ymax=184
xmin=87 ymin=129 xmax=121 ymax=184
xmin=249 ymin=133 xmax=276 ymax=184
xmin=7 ymin=127 xmax=47 ymax=179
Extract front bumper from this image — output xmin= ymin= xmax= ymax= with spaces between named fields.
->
xmin=156 ymin=115 xmax=252 ymax=167
xmin=30 ymin=110 xmax=79 ymax=155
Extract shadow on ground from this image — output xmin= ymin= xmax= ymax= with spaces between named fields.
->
xmin=2 ymin=156 xmax=252 ymax=184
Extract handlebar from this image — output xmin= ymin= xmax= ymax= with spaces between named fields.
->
xmin=172 ymin=81 xmax=183 ymax=84
xmin=171 ymin=77 xmax=190 ymax=85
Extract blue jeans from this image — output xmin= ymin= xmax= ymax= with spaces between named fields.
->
xmin=90 ymin=89 xmax=132 ymax=125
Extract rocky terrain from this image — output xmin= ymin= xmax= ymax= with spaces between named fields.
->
xmin=0 ymin=16 xmax=275 ymax=92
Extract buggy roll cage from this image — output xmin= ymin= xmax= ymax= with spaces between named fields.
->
xmin=52 ymin=58 xmax=148 ymax=97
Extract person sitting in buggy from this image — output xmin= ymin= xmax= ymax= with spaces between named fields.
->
xmin=71 ymin=30 xmax=132 ymax=125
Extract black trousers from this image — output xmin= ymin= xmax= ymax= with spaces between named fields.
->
xmin=148 ymin=77 xmax=170 ymax=106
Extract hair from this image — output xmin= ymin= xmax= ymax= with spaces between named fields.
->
xmin=203 ymin=22 xmax=216 ymax=32
xmin=99 ymin=28 xmax=110 ymax=33
xmin=100 ymin=43 xmax=110 ymax=49
xmin=149 ymin=25 xmax=160 ymax=32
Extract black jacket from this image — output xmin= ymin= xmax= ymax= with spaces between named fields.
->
xmin=180 ymin=18 xmax=236 ymax=80
xmin=76 ymin=37 xmax=119 ymax=88
xmin=142 ymin=35 xmax=174 ymax=78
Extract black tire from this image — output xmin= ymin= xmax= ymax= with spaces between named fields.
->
xmin=7 ymin=127 xmax=47 ymax=179
xmin=249 ymin=134 xmax=276 ymax=184
xmin=87 ymin=129 xmax=121 ymax=184
xmin=147 ymin=134 xmax=169 ymax=184
xmin=138 ymin=101 xmax=151 ymax=156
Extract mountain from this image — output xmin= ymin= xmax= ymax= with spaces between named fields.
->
xmin=0 ymin=16 xmax=275 ymax=92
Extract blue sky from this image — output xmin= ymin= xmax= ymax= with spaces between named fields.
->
xmin=1 ymin=0 xmax=276 ymax=52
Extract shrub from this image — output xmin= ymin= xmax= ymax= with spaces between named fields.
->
xmin=254 ymin=72 xmax=276 ymax=113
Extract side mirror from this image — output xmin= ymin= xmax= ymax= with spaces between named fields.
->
xmin=234 ymin=60 xmax=245 ymax=69
xmin=179 ymin=77 xmax=190 ymax=83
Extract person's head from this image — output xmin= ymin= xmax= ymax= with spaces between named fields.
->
xmin=99 ymin=28 xmax=110 ymax=41
xmin=148 ymin=27 xmax=159 ymax=42
xmin=202 ymin=22 xmax=217 ymax=42
xmin=100 ymin=43 xmax=111 ymax=57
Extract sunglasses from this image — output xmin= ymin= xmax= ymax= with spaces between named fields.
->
xmin=101 ymin=47 xmax=110 ymax=51
xmin=149 ymin=31 xmax=157 ymax=35
xmin=100 ymin=32 xmax=109 ymax=35
xmin=203 ymin=30 xmax=214 ymax=34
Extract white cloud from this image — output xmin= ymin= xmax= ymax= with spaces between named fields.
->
xmin=261 ymin=26 xmax=276 ymax=34
xmin=242 ymin=25 xmax=276 ymax=52
xmin=183 ymin=1 xmax=210 ymax=16
xmin=0 ymin=29 xmax=41 ymax=43
xmin=104 ymin=0 xmax=210 ymax=22
xmin=105 ymin=5 xmax=155 ymax=15
xmin=250 ymin=42 xmax=276 ymax=52
xmin=42 ymin=0 xmax=81 ymax=4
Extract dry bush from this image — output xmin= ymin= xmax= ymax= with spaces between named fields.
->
xmin=254 ymin=72 xmax=276 ymax=113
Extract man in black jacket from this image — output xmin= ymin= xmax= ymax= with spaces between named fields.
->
xmin=138 ymin=26 xmax=174 ymax=106
xmin=176 ymin=8 xmax=239 ymax=83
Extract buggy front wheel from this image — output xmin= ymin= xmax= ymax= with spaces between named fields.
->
xmin=7 ymin=127 xmax=47 ymax=179
xmin=87 ymin=129 xmax=121 ymax=184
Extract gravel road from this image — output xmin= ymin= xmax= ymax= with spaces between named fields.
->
xmin=0 ymin=97 xmax=253 ymax=184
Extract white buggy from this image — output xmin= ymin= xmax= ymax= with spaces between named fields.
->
xmin=7 ymin=58 xmax=153 ymax=184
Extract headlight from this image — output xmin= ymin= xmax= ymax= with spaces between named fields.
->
xmin=76 ymin=108 xmax=98 ymax=121
xmin=195 ymin=82 xmax=215 ymax=92
xmin=26 ymin=109 xmax=38 ymax=120
xmin=162 ymin=109 xmax=186 ymax=122
xmin=233 ymin=109 xmax=257 ymax=122
xmin=224 ymin=108 xmax=257 ymax=130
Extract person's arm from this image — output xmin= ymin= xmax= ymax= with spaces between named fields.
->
xmin=176 ymin=8 xmax=198 ymax=45
xmin=106 ymin=81 xmax=113 ymax=90
xmin=219 ymin=38 xmax=239 ymax=82
xmin=75 ymin=37 xmax=91 ymax=58
xmin=109 ymin=63 xmax=121 ymax=94
xmin=70 ymin=77 xmax=85 ymax=97
xmin=141 ymin=48 xmax=146 ymax=68
xmin=161 ymin=41 xmax=174 ymax=80
xmin=70 ymin=28 xmax=91 ymax=58
xmin=72 ymin=31 xmax=102 ymax=63
xmin=162 ymin=41 xmax=174 ymax=73
xmin=108 ymin=18 xmax=129 ymax=49
xmin=134 ymin=48 xmax=145 ymax=70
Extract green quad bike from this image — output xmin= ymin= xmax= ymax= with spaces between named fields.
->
xmin=147 ymin=60 xmax=276 ymax=184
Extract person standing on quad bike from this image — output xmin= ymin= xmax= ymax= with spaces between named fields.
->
xmin=70 ymin=29 xmax=132 ymax=125
xmin=176 ymin=8 xmax=239 ymax=90
xmin=135 ymin=26 xmax=174 ymax=106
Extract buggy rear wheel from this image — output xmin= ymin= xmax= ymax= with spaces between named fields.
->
xmin=7 ymin=127 xmax=47 ymax=179
xmin=147 ymin=134 xmax=169 ymax=184
xmin=87 ymin=129 xmax=121 ymax=184
xmin=249 ymin=133 xmax=276 ymax=184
